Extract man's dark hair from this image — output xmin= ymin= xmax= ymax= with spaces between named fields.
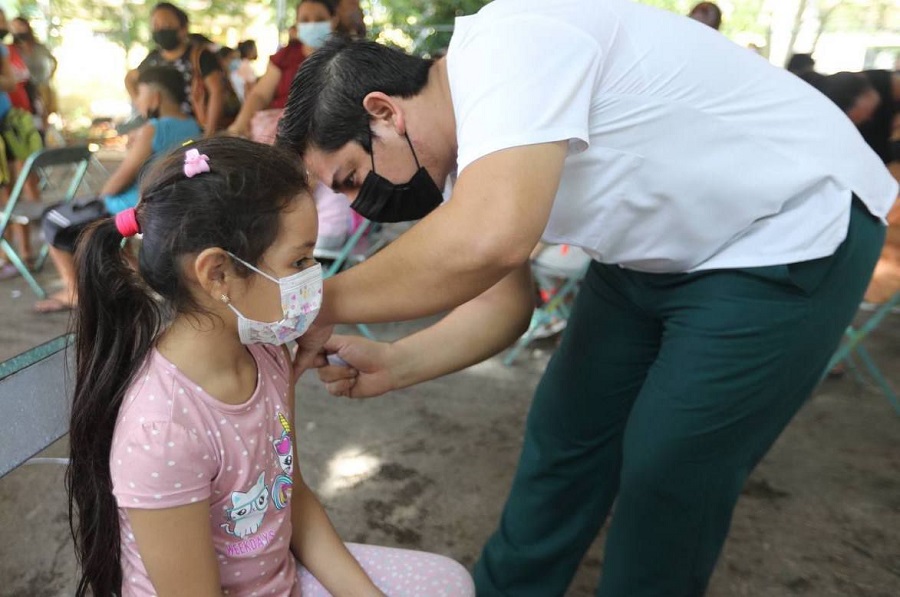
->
xmin=276 ymin=36 xmax=433 ymax=156
xmin=138 ymin=65 xmax=188 ymax=106
xmin=152 ymin=2 xmax=189 ymax=28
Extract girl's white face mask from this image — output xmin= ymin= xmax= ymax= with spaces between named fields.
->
xmin=226 ymin=253 xmax=323 ymax=346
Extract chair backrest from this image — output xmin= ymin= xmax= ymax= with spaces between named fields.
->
xmin=1 ymin=146 xmax=94 ymax=229
xmin=29 ymin=145 xmax=92 ymax=170
xmin=0 ymin=336 xmax=73 ymax=479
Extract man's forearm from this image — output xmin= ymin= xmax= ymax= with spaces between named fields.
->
xmin=389 ymin=264 xmax=534 ymax=389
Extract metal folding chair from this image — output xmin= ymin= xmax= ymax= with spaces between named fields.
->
xmin=0 ymin=146 xmax=93 ymax=298
xmin=504 ymin=245 xmax=591 ymax=366
xmin=315 ymin=219 xmax=389 ymax=339
xmin=825 ymin=292 xmax=900 ymax=414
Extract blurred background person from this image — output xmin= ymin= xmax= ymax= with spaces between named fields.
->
xmin=232 ymin=39 xmax=258 ymax=101
xmin=688 ymin=2 xmax=722 ymax=30
xmin=10 ymin=17 xmax=55 ymax=132
xmin=228 ymin=0 xmax=337 ymax=143
xmin=125 ymin=2 xmax=232 ymax=135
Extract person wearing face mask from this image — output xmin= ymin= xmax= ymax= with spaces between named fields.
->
xmin=274 ymin=1 xmax=898 ymax=595
xmin=231 ymin=40 xmax=259 ymax=102
xmin=35 ymin=67 xmax=200 ymax=313
xmin=125 ymin=2 xmax=232 ymax=135
xmin=227 ymin=0 xmax=338 ymax=143
xmin=10 ymin=16 xmax=56 ymax=127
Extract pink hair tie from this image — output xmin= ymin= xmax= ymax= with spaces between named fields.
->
xmin=184 ymin=148 xmax=210 ymax=178
xmin=115 ymin=207 xmax=141 ymax=238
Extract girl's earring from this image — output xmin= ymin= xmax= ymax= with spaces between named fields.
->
xmin=220 ymin=294 xmax=230 ymax=304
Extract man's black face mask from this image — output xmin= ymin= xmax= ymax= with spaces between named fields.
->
xmin=350 ymin=131 xmax=443 ymax=223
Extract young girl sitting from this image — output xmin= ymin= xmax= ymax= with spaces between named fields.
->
xmin=66 ymin=137 xmax=474 ymax=597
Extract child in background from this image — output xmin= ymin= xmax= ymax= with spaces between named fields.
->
xmin=35 ymin=66 xmax=201 ymax=313
xmin=66 ymin=137 xmax=474 ymax=597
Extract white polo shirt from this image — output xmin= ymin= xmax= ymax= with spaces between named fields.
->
xmin=447 ymin=0 xmax=898 ymax=273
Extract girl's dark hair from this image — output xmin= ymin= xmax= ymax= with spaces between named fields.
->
xmin=276 ymin=36 xmax=433 ymax=156
xmin=152 ymin=2 xmax=189 ymax=28
xmin=138 ymin=65 xmax=188 ymax=106
xmin=66 ymin=137 xmax=309 ymax=596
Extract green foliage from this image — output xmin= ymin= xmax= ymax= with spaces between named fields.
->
xmin=14 ymin=0 xmax=277 ymax=53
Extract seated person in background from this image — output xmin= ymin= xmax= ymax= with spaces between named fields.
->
xmin=227 ymin=0 xmax=337 ymax=143
xmin=125 ymin=2 xmax=230 ymax=135
xmin=688 ymin=2 xmax=722 ymax=30
xmin=813 ymin=71 xmax=882 ymax=127
xmin=35 ymin=66 xmax=201 ymax=312
xmin=786 ymin=53 xmax=816 ymax=76
xmin=216 ymin=45 xmax=237 ymax=73
xmin=814 ymin=70 xmax=900 ymax=322
xmin=859 ymin=69 xmax=900 ymax=165
xmin=0 ymin=7 xmax=42 ymax=280
xmin=232 ymin=39 xmax=258 ymax=101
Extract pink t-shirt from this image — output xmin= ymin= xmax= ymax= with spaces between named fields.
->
xmin=110 ymin=344 xmax=301 ymax=596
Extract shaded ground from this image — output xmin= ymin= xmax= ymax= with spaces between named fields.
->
xmin=1 ymin=261 xmax=898 ymax=597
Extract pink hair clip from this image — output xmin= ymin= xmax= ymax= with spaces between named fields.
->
xmin=115 ymin=207 xmax=141 ymax=238
xmin=184 ymin=148 xmax=210 ymax=178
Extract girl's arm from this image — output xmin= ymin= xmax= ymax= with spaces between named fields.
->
xmin=282 ymin=346 xmax=383 ymax=596
xmin=99 ymin=122 xmax=154 ymax=198
xmin=290 ymin=478 xmax=383 ymax=596
xmin=127 ymin=501 xmax=224 ymax=597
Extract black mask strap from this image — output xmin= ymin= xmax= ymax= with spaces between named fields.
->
xmin=368 ymin=128 xmax=422 ymax=172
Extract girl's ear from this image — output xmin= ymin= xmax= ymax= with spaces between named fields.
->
xmin=193 ymin=248 xmax=234 ymax=302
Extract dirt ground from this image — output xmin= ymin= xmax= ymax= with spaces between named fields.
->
xmin=1 ymin=257 xmax=898 ymax=596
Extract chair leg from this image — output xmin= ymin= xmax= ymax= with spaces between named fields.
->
xmin=1 ymin=237 xmax=45 ymax=298
xmin=854 ymin=344 xmax=899 ymax=414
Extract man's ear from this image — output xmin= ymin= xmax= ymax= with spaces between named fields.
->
xmin=362 ymin=91 xmax=406 ymax=134
xmin=193 ymin=248 xmax=234 ymax=301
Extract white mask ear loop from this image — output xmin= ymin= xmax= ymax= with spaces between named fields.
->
xmin=226 ymin=251 xmax=279 ymax=284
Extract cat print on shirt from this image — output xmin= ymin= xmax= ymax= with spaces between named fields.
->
xmin=271 ymin=412 xmax=294 ymax=510
xmin=221 ymin=472 xmax=270 ymax=539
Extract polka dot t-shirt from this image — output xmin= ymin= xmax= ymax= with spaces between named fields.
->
xmin=110 ymin=344 xmax=300 ymax=596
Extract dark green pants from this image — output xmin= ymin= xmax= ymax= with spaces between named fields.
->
xmin=474 ymin=199 xmax=885 ymax=596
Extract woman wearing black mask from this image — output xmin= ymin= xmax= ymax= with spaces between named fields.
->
xmin=124 ymin=2 xmax=228 ymax=136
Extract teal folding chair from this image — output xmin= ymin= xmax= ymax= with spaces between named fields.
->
xmin=315 ymin=219 xmax=389 ymax=339
xmin=0 ymin=145 xmax=93 ymax=298
xmin=825 ymin=292 xmax=900 ymax=414
xmin=504 ymin=245 xmax=591 ymax=366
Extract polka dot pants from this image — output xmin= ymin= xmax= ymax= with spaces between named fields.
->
xmin=297 ymin=543 xmax=475 ymax=596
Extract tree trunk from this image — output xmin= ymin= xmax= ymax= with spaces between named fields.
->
xmin=787 ymin=0 xmax=809 ymax=57
xmin=811 ymin=5 xmax=838 ymax=54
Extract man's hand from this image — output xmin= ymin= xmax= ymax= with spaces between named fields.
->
xmin=292 ymin=320 xmax=335 ymax=380
xmin=317 ymin=334 xmax=398 ymax=398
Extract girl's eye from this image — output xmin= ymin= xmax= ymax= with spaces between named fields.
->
xmin=292 ymin=257 xmax=316 ymax=269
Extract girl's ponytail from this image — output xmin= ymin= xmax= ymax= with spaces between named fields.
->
xmin=66 ymin=217 xmax=162 ymax=597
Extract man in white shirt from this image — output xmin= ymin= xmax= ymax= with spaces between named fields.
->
xmin=276 ymin=0 xmax=897 ymax=594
